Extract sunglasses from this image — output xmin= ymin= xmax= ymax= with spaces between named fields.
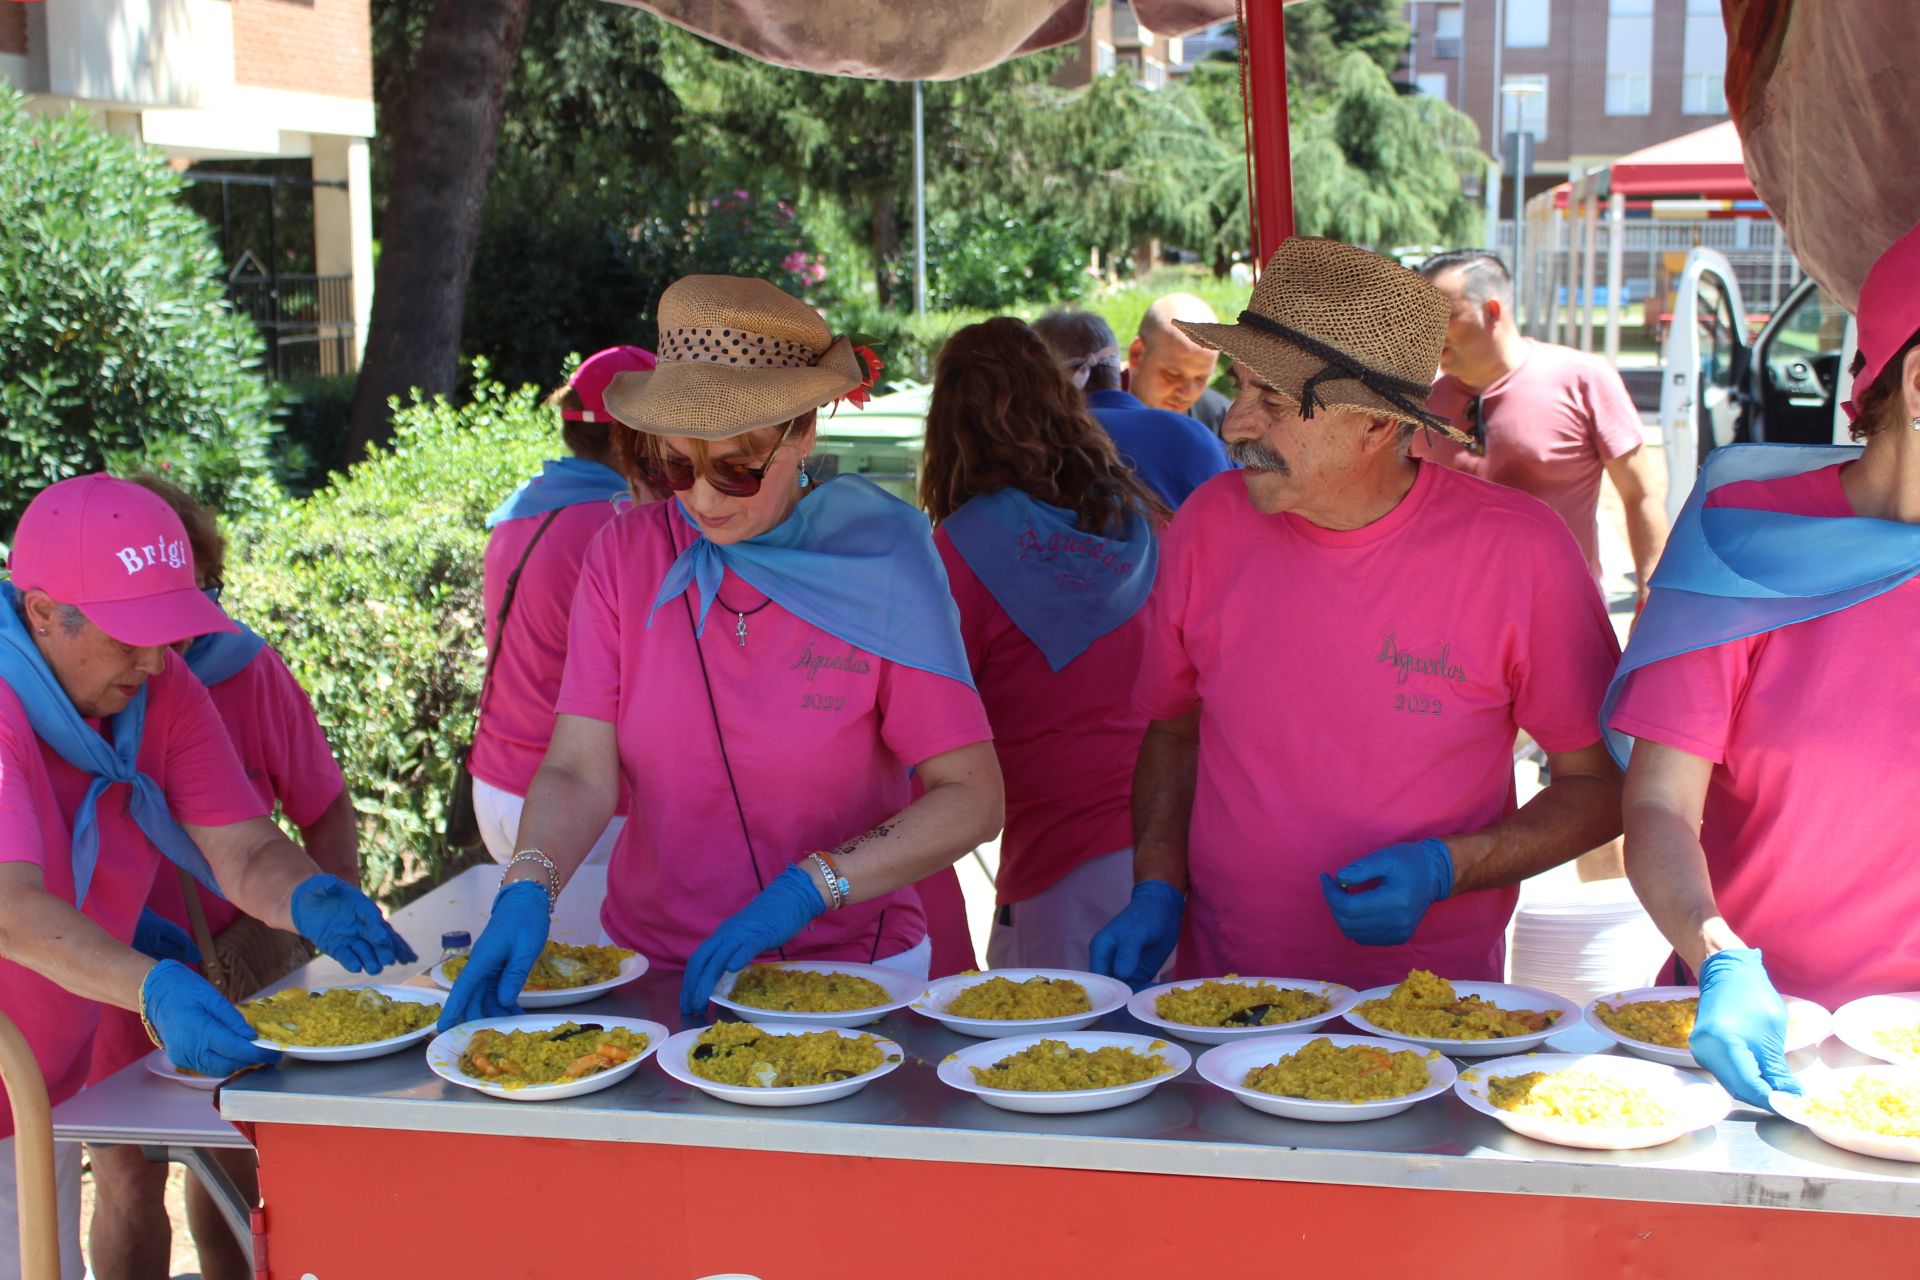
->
xmin=1465 ymin=395 xmax=1487 ymax=458
xmin=637 ymin=422 xmax=794 ymax=498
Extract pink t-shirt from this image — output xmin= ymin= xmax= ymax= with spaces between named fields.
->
xmin=1608 ymin=463 xmax=1920 ymax=1008
xmin=556 ymin=501 xmax=993 ymax=968
xmin=470 ymin=500 xmax=630 ymax=809
xmin=934 ymin=527 xmax=1143 ymax=903
xmin=91 ymin=644 xmax=347 ymax=1083
xmin=1135 ymin=465 xmax=1619 ymax=989
xmin=0 ymin=652 xmax=264 ymax=1135
xmin=1414 ymin=341 xmax=1644 ymax=582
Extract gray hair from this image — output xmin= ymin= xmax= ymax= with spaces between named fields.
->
xmin=1418 ymin=249 xmax=1514 ymax=310
xmin=1031 ymin=310 xmax=1123 ymax=392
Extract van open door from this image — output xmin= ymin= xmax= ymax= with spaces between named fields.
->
xmin=1659 ymin=249 xmax=1750 ymax=524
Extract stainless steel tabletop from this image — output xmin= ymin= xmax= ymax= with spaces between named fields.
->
xmin=219 ymin=971 xmax=1920 ymax=1220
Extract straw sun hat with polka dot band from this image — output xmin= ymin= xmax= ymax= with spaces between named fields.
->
xmin=602 ymin=275 xmax=874 ymax=440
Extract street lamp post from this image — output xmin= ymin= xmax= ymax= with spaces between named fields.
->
xmin=1500 ymin=81 xmax=1543 ymax=331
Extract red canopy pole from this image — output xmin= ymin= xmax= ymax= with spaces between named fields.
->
xmin=1242 ymin=0 xmax=1294 ymax=266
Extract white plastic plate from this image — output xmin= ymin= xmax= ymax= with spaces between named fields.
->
xmin=1830 ymin=993 xmax=1920 ymax=1066
xmin=1129 ymin=976 xmax=1359 ymax=1045
xmin=709 ymin=960 xmax=919 ymax=1028
xmin=1455 ymin=1051 xmax=1731 ymax=1150
xmin=429 ymin=944 xmax=648 ymax=1010
xmin=245 ymin=985 xmax=445 ymax=1061
xmin=1583 ymin=985 xmax=1831 ymax=1068
xmin=142 ymin=1049 xmax=220 ymax=1091
xmin=1345 ymin=981 xmax=1581 ymax=1057
xmin=1198 ymin=1032 xmax=1456 ymax=1122
xmin=936 ymin=1031 xmax=1190 ymax=1115
xmin=1773 ymin=1065 xmax=1920 ymax=1164
xmin=426 ymin=1013 xmax=668 ymax=1103
xmin=655 ymin=1024 xmax=905 ymax=1107
xmin=912 ymin=969 xmax=1128 ymax=1039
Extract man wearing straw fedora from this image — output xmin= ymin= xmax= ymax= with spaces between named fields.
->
xmin=1089 ymin=238 xmax=1627 ymax=991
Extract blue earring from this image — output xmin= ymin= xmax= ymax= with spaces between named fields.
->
xmin=797 ymin=467 xmax=811 ymax=489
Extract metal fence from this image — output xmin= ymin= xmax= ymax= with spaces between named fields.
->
xmin=225 ymin=273 xmax=357 ymax=380
xmin=1493 ymin=216 xmax=1804 ymax=345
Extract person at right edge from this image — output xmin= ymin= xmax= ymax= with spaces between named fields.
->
xmin=1605 ymin=218 xmax=1920 ymax=1111
xmin=1087 ymin=238 xmax=1623 ymax=994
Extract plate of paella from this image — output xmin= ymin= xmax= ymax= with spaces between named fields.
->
xmin=656 ymin=1022 xmax=906 ymax=1107
xmin=1584 ymin=986 xmax=1831 ymax=1069
xmin=709 ymin=961 xmax=918 ymax=1028
xmin=1772 ymin=1065 xmax=1920 ymax=1164
xmin=1197 ymin=1033 xmax=1456 ymax=1122
xmin=1455 ymin=1052 xmax=1731 ymax=1150
xmin=936 ymin=1031 xmax=1191 ymax=1115
xmin=1128 ymin=976 xmax=1358 ymax=1045
xmin=427 ymin=1014 xmax=669 ymax=1102
xmin=430 ymin=939 xmax=647 ymax=1009
xmin=1345 ymin=970 xmax=1578 ymax=1057
xmin=913 ymin=969 xmax=1128 ymax=1039
xmin=239 ymin=985 xmax=445 ymax=1062
xmin=1829 ymin=992 xmax=1920 ymax=1067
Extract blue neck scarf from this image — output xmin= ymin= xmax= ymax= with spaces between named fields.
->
xmin=941 ymin=489 xmax=1158 ymax=671
xmin=181 ymin=594 xmax=265 ymax=687
xmin=0 ymin=583 xmax=222 ymax=907
xmin=646 ymin=475 xmax=974 ymax=687
xmin=1603 ymin=443 xmax=1920 ymax=765
xmin=486 ymin=457 xmax=628 ymax=529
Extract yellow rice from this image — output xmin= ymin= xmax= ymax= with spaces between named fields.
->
xmin=946 ymin=976 xmax=1091 ymax=1020
xmin=460 ymin=1022 xmax=648 ymax=1089
xmin=1805 ymin=1076 xmax=1920 ymax=1138
xmin=1870 ymin=1023 xmax=1920 ymax=1065
xmin=1595 ymin=998 xmax=1697 ymax=1049
xmin=1155 ymin=978 xmax=1332 ymax=1028
xmin=970 ymin=1039 xmax=1172 ymax=1092
xmin=1244 ymin=1037 xmax=1436 ymax=1102
xmin=240 ymin=988 xmax=438 ymax=1047
xmin=687 ymin=1021 xmax=890 ymax=1087
xmin=1487 ymin=1069 xmax=1678 ymax=1127
xmin=444 ymin=941 xmax=631 ymax=991
xmin=1356 ymin=970 xmax=1558 ymax=1041
xmin=726 ymin=964 xmax=890 ymax=1013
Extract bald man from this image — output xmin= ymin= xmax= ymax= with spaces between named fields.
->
xmin=1128 ymin=293 xmax=1231 ymax=435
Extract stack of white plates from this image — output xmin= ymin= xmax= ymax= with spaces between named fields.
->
xmin=1505 ymin=871 xmax=1669 ymax=1007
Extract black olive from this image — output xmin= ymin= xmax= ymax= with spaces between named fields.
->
xmin=549 ymin=1023 xmax=605 ymax=1041
xmin=691 ymin=1043 xmax=716 ymax=1060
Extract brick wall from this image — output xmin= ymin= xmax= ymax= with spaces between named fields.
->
xmin=232 ymin=0 xmax=371 ymax=101
xmin=0 ymin=4 xmax=27 ymax=57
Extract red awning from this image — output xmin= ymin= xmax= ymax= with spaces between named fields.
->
xmin=1605 ymin=121 xmax=1754 ymax=200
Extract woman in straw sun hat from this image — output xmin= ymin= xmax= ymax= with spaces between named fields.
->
xmin=1087 ymin=236 xmax=1622 ymax=995
xmin=440 ymin=275 xmax=1004 ymax=1024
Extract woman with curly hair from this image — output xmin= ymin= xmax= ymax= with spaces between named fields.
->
xmin=921 ymin=317 xmax=1167 ymax=969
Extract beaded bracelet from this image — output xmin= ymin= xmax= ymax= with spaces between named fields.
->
xmin=505 ymin=849 xmax=560 ymax=912
xmin=807 ymin=851 xmax=851 ymax=910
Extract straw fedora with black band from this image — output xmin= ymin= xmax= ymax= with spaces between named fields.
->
xmin=1174 ymin=237 xmax=1472 ymax=445
xmin=603 ymin=275 xmax=865 ymax=440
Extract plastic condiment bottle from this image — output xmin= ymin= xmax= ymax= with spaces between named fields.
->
xmin=438 ymin=930 xmax=472 ymax=968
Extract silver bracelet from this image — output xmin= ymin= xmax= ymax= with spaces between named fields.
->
xmin=505 ymin=849 xmax=559 ymax=912
xmin=806 ymin=852 xmax=849 ymax=910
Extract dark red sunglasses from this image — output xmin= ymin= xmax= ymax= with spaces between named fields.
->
xmin=637 ymin=422 xmax=793 ymax=498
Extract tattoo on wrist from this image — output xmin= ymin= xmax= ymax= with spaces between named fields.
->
xmin=831 ymin=822 xmax=895 ymax=862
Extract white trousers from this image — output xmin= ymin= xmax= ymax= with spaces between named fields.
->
xmin=0 ymin=1137 xmax=82 ymax=1280
xmin=473 ymin=776 xmax=623 ymax=867
xmin=987 ymin=847 xmax=1136 ymax=972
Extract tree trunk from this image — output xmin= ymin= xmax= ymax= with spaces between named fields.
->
xmin=345 ymin=0 xmax=533 ymax=462
xmin=868 ymin=191 xmax=900 ymax=310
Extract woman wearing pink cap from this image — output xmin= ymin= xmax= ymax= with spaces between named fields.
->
xmin=0 ymin=473 xmax=412 ymax=1280
xmin=1607 ymin=218 xmax=1920 ymax=1111
xmin=439 ymin=276 xmax=1004 ymax=1028
xmin=84 ymin=475 xmax=361 ymax=1280
xmin=467 ymin=346 xmax=657 ymax=866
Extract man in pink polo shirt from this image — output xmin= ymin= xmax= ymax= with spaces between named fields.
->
xmin=1414 ymin=250 xmax=1666 ymax=606
xmin=0 ymin=475 xmax=412 ymax=1280
xmin=1088 ymin=239 xmax=1624 ymax=993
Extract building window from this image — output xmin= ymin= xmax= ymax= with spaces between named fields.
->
xmin=1605 ymin=0 xmax=1653 ymax=116
xmin=1683 ymin=0 xmax=1728 ymax=114
xmin=1095 ymin=41 xmax=1116 ymax=77
xmin=1434 ymin=4 xmax=1462 ymax=59
xmin=1142 ymin=58 xmax=1167 ymax=90
xmin=1415 ymin=72 xmax=1449 ymax=101
xmin=1501 ymin=74 xmax=1548 ymax=142
xmin=1506 ymin=0 xmax=1549 ymax=48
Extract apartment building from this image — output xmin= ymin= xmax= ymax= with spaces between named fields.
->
xmin=2 ymin=0 xmax=375 ymax=373
xmin=1054 ymin=0 xmax=1184 ymax=89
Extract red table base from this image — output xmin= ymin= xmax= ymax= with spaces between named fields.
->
xmin=251 ymin=1124 xmax=1917 ymax=1278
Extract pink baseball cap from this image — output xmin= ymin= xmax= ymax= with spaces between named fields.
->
xmin=1843 ymin=216 xmax=1920 ymax=422
xmin=564 ymin=346 xmax=657 ymax=422
xmin=8 ymin=474 xmax=236 ymax=647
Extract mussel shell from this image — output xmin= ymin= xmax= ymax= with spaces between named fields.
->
xmin=548 ymin=1022 xmax=606 ymax=1041
xmin=1222 ymin=1004 xmax=1275 ymax=1027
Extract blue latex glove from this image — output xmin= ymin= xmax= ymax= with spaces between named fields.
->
xmin=289 ymin=874 xmax=418 ymax=974
xmin=1088 ymin=880 xmax=1185 ymax=991
xmin=680 ymin=865 xmax=826 ymax=1016
xmin=141 ymin=959 xmax=280 ymax=1077
xmin=436 ymin=881 xmax=551 ymax=1031
xmin=1319 ymin=838 xmax=1454 ymax=947
xmin=131 ymin=908 xmax=201 ymax=965
xmin=1691 ymin=947 xmax=1801 ymax=1110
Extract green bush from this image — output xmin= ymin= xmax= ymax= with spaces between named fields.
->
xmin=0 ymin=90 xmax=283 ymax=530
xmin=274 ymin=372 xmax=358 ymax=496
xmin=225 ymin=368 xmax=556 ymax=898
xmin=916 ymin=203 xmax=1091 ymax=313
